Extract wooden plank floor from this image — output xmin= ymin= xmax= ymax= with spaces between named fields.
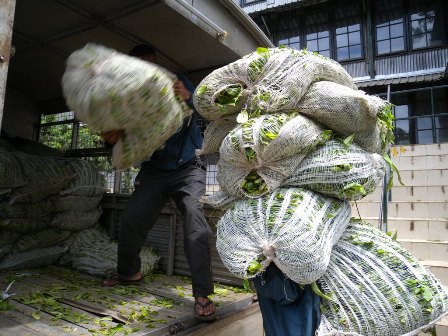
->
xmin=0 ymin=266 xmax=254 ymax=336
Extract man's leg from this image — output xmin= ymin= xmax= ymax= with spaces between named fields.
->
xmin=116 ymin=165 xmax=168 ymax=277
xmin=170 ymin=162 xmax=215 ymax=317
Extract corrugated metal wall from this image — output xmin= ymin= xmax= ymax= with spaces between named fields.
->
xmin=342 ymin=60 xmax=369 ymax=79
xmin=374 ymin=48 xmax=448 ymax=76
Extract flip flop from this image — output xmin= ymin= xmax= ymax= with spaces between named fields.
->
xmin=102 ymin=273 xmax=143 ymax=287
xmin=194 ymin=299 xmax=217 ymax=321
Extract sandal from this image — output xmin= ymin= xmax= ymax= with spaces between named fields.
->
xmin=193 ymin=299 xmax=217 ymax=321
xmin=102 ymin=273 xmax=143 ymax=287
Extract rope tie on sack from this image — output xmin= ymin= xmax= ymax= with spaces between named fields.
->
xmin=261 ymin=244 xmax=276 ymax=260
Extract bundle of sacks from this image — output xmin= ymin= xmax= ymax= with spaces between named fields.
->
xmin=0 ymin=141 xmax=159 ymax=277
xmin=194 ymin=47 xmax=448 ymax=335
xmin=62 ymin=43 xmax=193 ymax=169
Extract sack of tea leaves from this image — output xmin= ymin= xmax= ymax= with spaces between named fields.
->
xmin=282 ymin=140 xmax=386 ymax=201
xmin=12 ymin=228 xmax=72 ymax=253
xmin=196 ymin=116 xmax=238 ymax=156
xmin=60 ymin=158 xmax=107 ymax=197
xmin=217 ymin=113 xmax=331 ymax=198
xmin=62 ymin=43 xmax=192 ymax=169
xmin=9 ymin=152 xmax=76 ymax=204
xmin=0 ymin=147 xmax=27 ymax=188
xmin=0 ymin=245 xmax=68 ymax=270
xmin=296 ymin=81 xmax=394 ymax=154
xmin=193 ymin=47 xmax=356 ymax=121
xmin=0 ymin=216 xmax=50 ymax=233
xmin=69 ymin=226 xmax=159 ymax=276
xmin=216 ymin=187 xmax=351 ymax=284
xmin=316 ymin=219 xmax=448 ymax=336
xmin=49 ymin=208 xmax=102 ymax=231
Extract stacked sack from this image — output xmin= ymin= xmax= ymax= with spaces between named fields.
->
xmin=194 ymin=47 xmax=448 ymax=335
xmin=62 ymin=43 xmax=193 ymax=169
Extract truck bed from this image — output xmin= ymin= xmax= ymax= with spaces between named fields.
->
xmin=0 ymin=266 xmax=255 ymax=336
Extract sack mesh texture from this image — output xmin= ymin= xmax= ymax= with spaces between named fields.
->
xmin=0 ymin=148 xmax=27 ymax=188
xmin=297 ymin=81 xmax=390 ymax=134
xmin=69 ymin=226 xmax=159 ymax=277
xmin=60 ymin=159 xmax=107 ymax=196
xmin=216 ymin=187 xmax=351 ymax=284
xmin=9 ymin=152 xmax=76 ymax=204
xmin=217 ymin=113 xmax=331 ymax=199
xmin=12 ymin=228 xmax=72 ymax=253
xmin=282 ymin=140 xmax=386 ymax=201
xmin=196 ymin=116 xmax=238 ymax=156
xmin=55 ymin=195 xmax=103 ymax=212
xmin=62 ymin=43 xmax=192 ymax=169
xmin=0 ymin=245 xmax=68 ymax=270
xmin=194 ymin=47 xmax=356 ymax=121
xmin=317 ymin=219 xmax=448 ymax=336
xmin=49 ymin=208 xmax=102 ymax=231
xmin=0 ymin=216 xmax=50 ymax=233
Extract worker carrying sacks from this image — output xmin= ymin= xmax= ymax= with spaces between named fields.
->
xmin=217 ymin=113 xmax=332 ymax=199
xmin=193 ymin=47 xmax=357 ymax=121
xmin=62 ymin=43 xmax=192 ymax=169
xmin=216 ymin=187 xmax=351 ymax=285
xmin=316 ymin=219 xmax=448 ymax=336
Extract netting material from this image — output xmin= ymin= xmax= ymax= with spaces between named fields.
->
xmin=316 ymin=219 xmax=448 ymax=336
xmin=216 ymin=187 xmax=351 ymax=284
xmin=0 ymin=216 xmax=50 ymax=233
xmin=297 ymin=81 xmax=393 ymax=153
xmin=55 ymin=195 xmax=103 ymax=212
xmin=62 ymin=43 xmax=192 ymax=169
xmin=282 ymin=140 xmax=386 ymax=201
xmin=0 ymin=245 xmax=68 ymax=270
xmin=0 ymin=148 xmax=27 ymax=188
xmin=12 ymin=228 xmax=72 ymax=253
xmin=60 ymin=159 xmax=107 ymax=197
xmin=9 ymin=152 xmax=76 ymax=204
xmin=196 ymin=116 xmax=238 ymax=156
xmin=217 ymin=113 xmax=331 ymax=199
xmin=49 ymin=208 xmax=102 ymax=231
xmin=69 ymin=226 xmax=159 ymax=276
xmin=193 ymin=47 xmax=356 ymax=121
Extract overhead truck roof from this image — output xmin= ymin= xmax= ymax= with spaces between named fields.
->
xmin=4 ymin=0 xmax=272 ymax=114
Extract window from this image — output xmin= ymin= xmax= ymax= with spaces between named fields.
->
xmin=391 ymin=86 xmax=448 ymax=145
xmin=334 ymin=3 xmax=363 ymax=61
xmin=241 ymin=0 xmax=265 ymax=6
xmin=375 ymin=0 xmax=405 ymax=55
xmin=374 ymin=0 xmax=445 ymax=55
xmin=409 ymin=0 xmax=444 ymax=49
xmin=305 ymin=12 xmax=331 ymax=58
xmin=274 ymin=2 xmax=363 ymax=61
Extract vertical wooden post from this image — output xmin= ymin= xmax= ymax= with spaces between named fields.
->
xmin=0 ymin=0 xmax=16 ymax=130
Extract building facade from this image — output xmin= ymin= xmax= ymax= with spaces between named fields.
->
xmin=237 ymin=0 xmax=448 ymax=146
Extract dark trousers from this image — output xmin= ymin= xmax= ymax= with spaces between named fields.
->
xmin=253 ymin=264 xmax=321 ymax=336
xmin=117 ymin=159 xmax=214 ymax=298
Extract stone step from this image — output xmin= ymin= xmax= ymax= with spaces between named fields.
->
xmin=392 ymin=154 xmax=447 ymax=171
xmin=391 ymin=169 xmax=447 ymax=187
xmin=350 ymin=201 xmax=448 ymax=219
xmin=359 ymin=218 xmax=448 ymax=241
xmin=391 ymin=143 xmax=448 ymax=158
xmin=397 ymin=239 xmax=448 ymax=262
xmin=419 ymin=316 xmax=448 ymax=336
xmin=421 ymin=260 xmax=448 ymax=287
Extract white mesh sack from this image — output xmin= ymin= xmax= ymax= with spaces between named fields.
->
xmin=196 ymin=116 xmax=238 ymax=156
xmin=69 ymin=226 xmax=159 ymax=277
xmin=60 ymin=159 xmax=107 ymax=197
xmin=0 ymin=147 xmax=27 ymax=188
xmin=217 ymin=113 xmax=331 ymax=198
xmin=193 ymin=47 xmax=357 ymax=121
xmin=10 ymin=152 xmax=76 ymax=204
xmin=13 ymin=228 xmax=72 ymax=253
xmin=316 ymin=219 xmax=448 ymax=336
xmin=62 ymin=43 xmax=192 ymax=169
xmin=49 ymin=208 xmax=102 ymax=231
xmin=282 ymin=140 xmax=386 ymax=201
xmin=216 ymin=187 xmax=351 ymax=284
